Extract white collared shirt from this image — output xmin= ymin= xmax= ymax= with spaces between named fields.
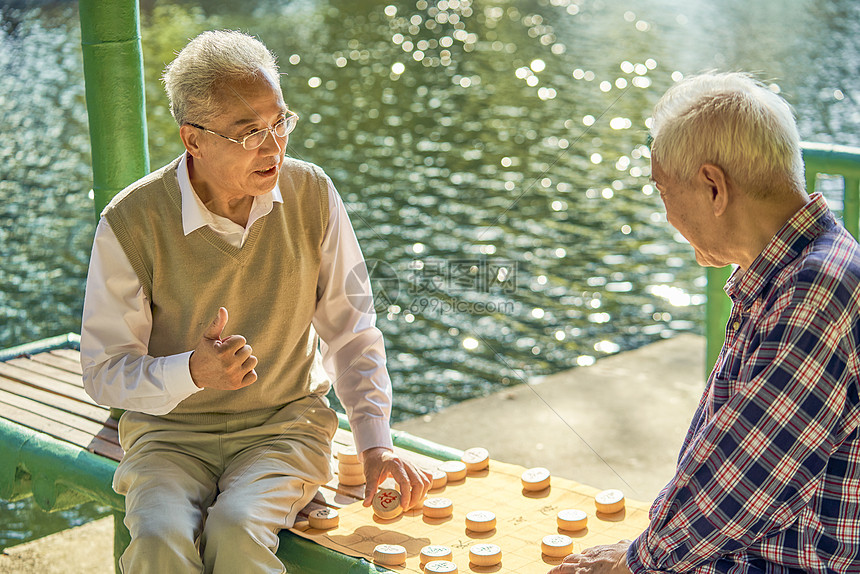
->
xmin=177 ymin=153 xmax=279 ymax=247
xmin=80 ymin=154 xmax=393 ymax=453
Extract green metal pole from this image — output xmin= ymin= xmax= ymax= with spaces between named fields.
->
xmin=843 ymin=177 xmax=860 ymax=239
xmin=78 ymin=3 xmax=148 ymax=570
xmin=804 ymin=166 xmax=818 ymax=198
xmin=79 ymin=0 xmax=150 ymax=218
xmin=705 ymin=266 xmax=732 ymax=378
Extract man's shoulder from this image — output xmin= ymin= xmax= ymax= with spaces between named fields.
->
xmin=100 ymin=157 xmax=182 ymax=217
xmin=279 ymin=157 xmax=328 ymax=187
xmin=801 ymin=226 xmax=860 ymax=281
xmin=783 ymin=227 xmax=860 ymax=315
xmin=276 ymin=157 xmax=331 ymax=230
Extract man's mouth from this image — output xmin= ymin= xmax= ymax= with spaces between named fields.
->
xmin=255 ymin=165 xmax=278 ymax=177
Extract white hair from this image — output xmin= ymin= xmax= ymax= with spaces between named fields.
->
xmin=650 ymin=72 xmax=804 ymax=199
xmin=161 ymin=30 xmax=280 ymax=126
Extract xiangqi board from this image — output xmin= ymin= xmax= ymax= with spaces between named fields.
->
xmin=291 ymin=458 xmax=650 ymax=573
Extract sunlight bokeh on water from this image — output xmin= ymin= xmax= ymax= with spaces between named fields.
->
xmin=1 ymin=0 xmax=858 ymax=547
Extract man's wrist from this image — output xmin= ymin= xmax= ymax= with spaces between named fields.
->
xmin=349 ymin=417 xmax=394 ymax=455
xmin=360 ymin=446 xmax=392 ymax=463
xmin=623 ymin=537 xmax=642 ymax=574
xmin=172 ymin=350 xmax=202 ymax=392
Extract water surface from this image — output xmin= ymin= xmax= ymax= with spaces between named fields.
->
xmin=1 ymin=0 xmax=858 ymax=549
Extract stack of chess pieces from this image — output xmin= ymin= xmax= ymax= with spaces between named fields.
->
xmin=305 ymin=445 xmax=363 ymax=531
xmin=308 ymin=445 xmax=627 ymax=572
xmin=336 ymin=444 xmax=365 ymax=486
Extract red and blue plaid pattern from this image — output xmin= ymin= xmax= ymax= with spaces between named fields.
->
xmin=628 ymin=194 xmax=860 ymax=573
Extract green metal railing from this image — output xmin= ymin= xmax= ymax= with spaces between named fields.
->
xmin=704 ymin=142 xmax=860 ymax=376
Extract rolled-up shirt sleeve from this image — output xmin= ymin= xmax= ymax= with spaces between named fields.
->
xmin=80 ymin=217 xmax=202 ymax=414
xmin=313 ymin=179 xmax=394 ymax=454
xmin=628 ymin=295 xmax=856 ymax=573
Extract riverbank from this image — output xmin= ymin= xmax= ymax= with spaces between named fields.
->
xmin=0 ymin=333 xmax=706 ymax=573
xmin=394 ymin=332 xmax=705 ymax=503
xmin=0 ymin=515 xmax=114 ymax=574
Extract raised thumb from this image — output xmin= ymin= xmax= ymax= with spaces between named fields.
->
xmin=203 ymin=307 xmax=228 ymax=341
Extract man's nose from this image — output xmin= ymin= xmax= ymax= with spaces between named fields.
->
xmin=259 ymin=128 xmax=283 ymax=154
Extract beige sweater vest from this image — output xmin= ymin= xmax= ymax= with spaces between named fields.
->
xmin=103 ymin=156 xmax=331 ymax=422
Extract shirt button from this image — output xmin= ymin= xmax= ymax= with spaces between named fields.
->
xmin=732 ymin=321 xmax=741 ymax=330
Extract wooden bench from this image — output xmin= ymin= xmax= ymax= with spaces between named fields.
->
xmin=0 ymin=335 xmax=461 ymax=573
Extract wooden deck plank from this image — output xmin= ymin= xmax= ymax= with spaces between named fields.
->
xmin=0 ymin=388 xmax=115 ymax=440
xmin=88 ymin=424 xmax=123 ymax=461
xmin=0 ymin=396 xmax=101 ymax=451
xmin=49 ymin=348 xmax=85 ymax=365
xmin=28 ymin=351 xmax=83 ymax=376
xmin=0 ymin=376 xmax=115 ymax=430
xmin=0 ymin=362 xmax=94 ymax=404
xmin=0 ymin=394 xmax=123 ymax=461
xmin=6 ymin=356 xmax=86 ymax=386
xmin=87 ymin=436 xmax=124 ymax=461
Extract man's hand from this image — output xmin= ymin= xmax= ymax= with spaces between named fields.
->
xmin=360 ymin=447 xmax=432 ymax=510
xmin=189 ymin=307 xmax=258 ymax=390
xmin=548 ymin=541 xmax=633 ymax=574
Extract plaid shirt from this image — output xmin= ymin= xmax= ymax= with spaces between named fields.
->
xmin=628 ymin=194 xmax=860 ymax=573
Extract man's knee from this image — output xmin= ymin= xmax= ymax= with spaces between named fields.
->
xmin=203 ymin=498 xmax=277 ymax=548
xmin=126 ymin=506 xmax=198 ymax=544
xmin=131 ymin=522 xmax=192 ymax=550
xmin=121 ymin=513 xmax=202 ymax=573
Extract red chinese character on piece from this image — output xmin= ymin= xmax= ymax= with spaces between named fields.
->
xmin=379 ymin=492 xmax=397 ymax=508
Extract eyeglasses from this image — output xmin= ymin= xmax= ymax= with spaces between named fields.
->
xmin=188 ymin=111 xmax=299 ymax=151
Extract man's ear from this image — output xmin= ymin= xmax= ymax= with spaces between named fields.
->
xmin=699 ymin=163 xmax=730 ymax=217
xmin=179 ymin=124 xmax=203 ymax=159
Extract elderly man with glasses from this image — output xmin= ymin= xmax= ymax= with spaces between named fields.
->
xmin=80 ymin=30 xmax=431 ymax=573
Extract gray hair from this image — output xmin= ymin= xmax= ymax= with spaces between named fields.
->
xmin=650 ymin=72 xmax=804 ymax=199
xmin=161 ymin=30 xmax=280 ymax=126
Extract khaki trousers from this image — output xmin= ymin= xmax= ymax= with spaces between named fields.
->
xmin=113 ymin=395 xmax=337 ymax=574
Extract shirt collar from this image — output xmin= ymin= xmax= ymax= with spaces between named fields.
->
xmin=176 ymin=153 xmax=283 ymax=236
xmin=726 ymin=193 xmax=836 ymax=303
